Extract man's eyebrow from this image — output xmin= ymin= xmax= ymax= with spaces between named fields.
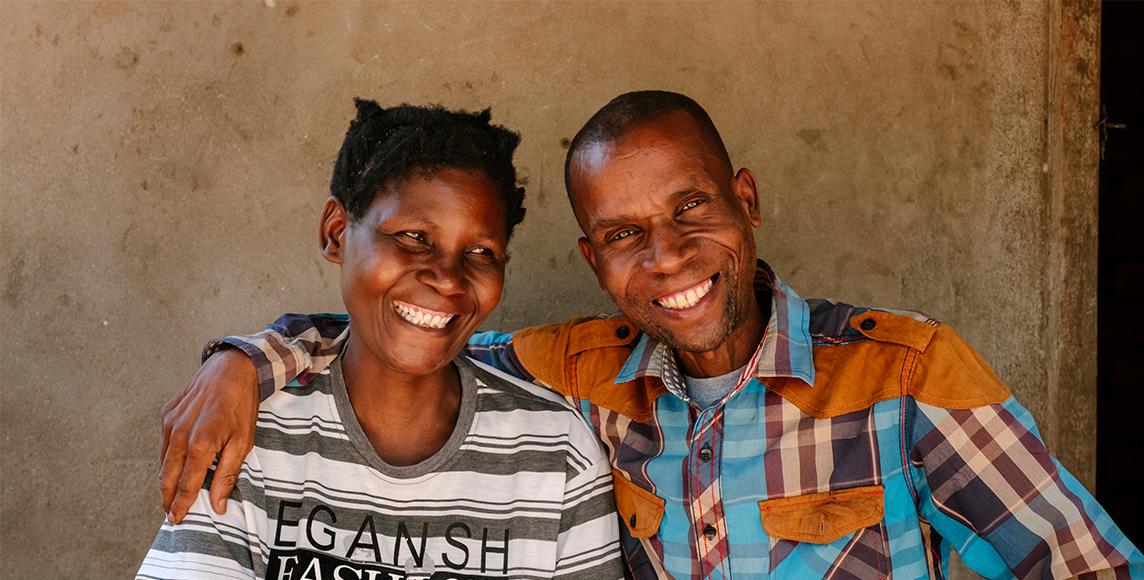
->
xmin=589 ymin=214 xmax=639 ymax=234
xmin=589 ymin=187 xmax=704 ymax=234
xmin=667 ymin=186 xmax=703 ymax=203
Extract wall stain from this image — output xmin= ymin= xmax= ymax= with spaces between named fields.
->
xmin=796 ymin=129 xmax=828 ymax=152
xmin=113 ymin=47 xmax=139 ymax=72
xmin=3 ymin=256 xmax=26 ymax=306
xmin=231 ymin=42 xmax=245 ymax=56
xmin=31 ymin=23 xmax=61 ymax=46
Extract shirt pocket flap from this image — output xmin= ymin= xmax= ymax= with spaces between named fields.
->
xmin=612 ymin=469 xmax=666 ymax=538
xmin=758 ymin=485 xmax=884 ymax=544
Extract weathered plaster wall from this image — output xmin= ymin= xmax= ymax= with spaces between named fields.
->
xmin=1 ymin=1 xmax=1091 ymax=577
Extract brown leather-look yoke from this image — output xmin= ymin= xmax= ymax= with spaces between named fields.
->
xmin=511 ymin=310 xmax=1011 ymax=422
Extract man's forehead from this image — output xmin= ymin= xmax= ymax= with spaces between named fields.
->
xmin=579 ymin=127 xmax=719 ymax=181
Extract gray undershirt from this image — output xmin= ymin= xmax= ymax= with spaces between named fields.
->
xmin=683 ymin=364 xmax=748 ymax=409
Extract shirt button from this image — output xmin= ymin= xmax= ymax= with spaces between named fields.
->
xmin=703 ymin=524 xmax=717 ymax=540
xmin=860 ymin=318 xmax=877 ymax=331
xmin=698 ymin=445 xmax=713 ymax=462
xmin=616 ymin=325 xmax=630 ymax=339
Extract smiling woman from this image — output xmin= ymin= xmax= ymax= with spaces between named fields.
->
xmin=323 ymin=168 xmax=509 ymax=465
xmin=137 ymin=101 xmax=625 ymax=580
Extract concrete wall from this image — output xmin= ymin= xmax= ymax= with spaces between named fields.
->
xmin=1 ymin=1 xmax=1094 ymax=577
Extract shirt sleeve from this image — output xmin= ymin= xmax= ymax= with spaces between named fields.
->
xmin=202 ymin=313 xmax=351 ymax=401
xmin=138 ymin=470 xmax=260 ymax=580
xmin=552 ymin=446 xmax=626 ymax=580
xmin=203 ymin=314 xmax=537 ymax=401
xmin=907 ymin=395 xmax=1144 ymax=579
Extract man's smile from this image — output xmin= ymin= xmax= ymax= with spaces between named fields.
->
xmin=392 ymin=300 xmax=458 ymax=330
xmin=652 ymin=273 xmax=719 ymax=311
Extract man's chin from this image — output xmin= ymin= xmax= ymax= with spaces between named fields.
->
xmin=644 ymin=323 xmax=731 ymax=354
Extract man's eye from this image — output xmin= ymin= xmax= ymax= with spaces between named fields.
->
xmin=400 ymin=231 xmax=427 ymax=243
xmin=609 ymin=229 xmax=636 ymax=243
xmin=680 ymin=198 xmax=704 ymax=212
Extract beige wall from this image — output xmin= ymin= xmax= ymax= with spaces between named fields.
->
xmin=1 ymin=1 xmax=1096 ymax=577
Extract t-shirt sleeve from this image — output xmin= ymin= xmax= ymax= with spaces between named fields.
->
xmin=202 ymin=313 xmax=350 ymax=401
xmin=138 ymin=470 xmax=260 ymax=579
xmin=551 ymin=436 xmax=625 ymax=580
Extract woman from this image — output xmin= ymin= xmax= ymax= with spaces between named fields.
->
xmin=139 ymin=100 xmax=623 ymax=580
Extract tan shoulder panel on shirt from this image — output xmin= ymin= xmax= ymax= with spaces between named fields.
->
xmin=906 ymin=323 xmax=1010 ymax=409
xmin=767 ymin=341 xmax=907 ymax=418
xmin=512 ymin=317 xmax=663 ymax=419
xmin=770 ymin=310 xmax=1008 ymax=418
xmin=512 ymin=319 xmax=581 ymax=396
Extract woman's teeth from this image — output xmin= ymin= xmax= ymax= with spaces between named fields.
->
xmin=394 ymin=302 xmax=454 ymax=329
xmin=656 ymin=277 xmax=714 ymax=310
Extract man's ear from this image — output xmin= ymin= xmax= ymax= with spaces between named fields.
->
xmin=577 ymin=237 xmax=601 ymax=280
xmin=731 ymin=168 xmax=762 ymax=227
xmin=319 ymin=197 xmax=348 ymax=264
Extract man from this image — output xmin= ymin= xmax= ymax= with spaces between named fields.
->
xmin=160 ymin=91 xmax=1141 ymax=579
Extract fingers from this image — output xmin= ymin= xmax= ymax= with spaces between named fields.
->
xmin=209 ymin=437 xmax=251 ymax=514
xmin=158 ymin=432 xmax=186 ymax=516
xmin=167 ymin=437 xmax=217 ymax=524
xmin=159 ymin=390 xmax=196 ymax=514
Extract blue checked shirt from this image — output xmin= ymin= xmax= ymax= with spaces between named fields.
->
xmin=211 ymin=262 xmax=1142 ymax=579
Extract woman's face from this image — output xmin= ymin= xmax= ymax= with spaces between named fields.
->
xmin=322 ymin=168 xmax=509 ymax=377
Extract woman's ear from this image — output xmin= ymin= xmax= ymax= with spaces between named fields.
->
xmin=319 ymin=197 xmax=348 ymax=264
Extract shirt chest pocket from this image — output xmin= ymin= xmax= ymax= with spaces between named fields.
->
xmin=758 ymin=485 xmax=889 ymax=577
xmin=612 ymin=469 xmax=665 ymax=538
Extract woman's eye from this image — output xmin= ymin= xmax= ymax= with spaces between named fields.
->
xmin=467 ymin=247 xmax=503 ymax=264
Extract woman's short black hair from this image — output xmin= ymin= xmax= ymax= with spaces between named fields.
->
xmin=330 ymin=99 xmax=526 ymax=239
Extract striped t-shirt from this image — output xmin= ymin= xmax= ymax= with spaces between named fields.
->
xmin=139 ymin=356 xmax=624 ymax=580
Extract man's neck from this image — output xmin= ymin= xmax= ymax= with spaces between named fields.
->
xmin=676 ymin=293 xmax=770 ymax=378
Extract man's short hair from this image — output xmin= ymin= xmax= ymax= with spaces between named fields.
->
xmin=563 ymin=90 xmax=733 ymax=198
xmin=331 ymin=98 xmax=527 ymax=239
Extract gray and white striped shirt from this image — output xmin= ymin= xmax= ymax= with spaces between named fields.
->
xmin=139 ymin=356 xmax=623 ymax=580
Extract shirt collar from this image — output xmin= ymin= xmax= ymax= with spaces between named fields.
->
xmin=614 ymin=260 xmax=816 ymax=399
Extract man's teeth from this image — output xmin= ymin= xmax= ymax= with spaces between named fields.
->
xmin=394 ymin=302 xmax=454 ymax=329
xmin=657 ymin=278 xmax=714 ymax=310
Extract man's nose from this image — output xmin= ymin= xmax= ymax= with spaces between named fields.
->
xmin=639 ymin=224 xmax=695 ymax=274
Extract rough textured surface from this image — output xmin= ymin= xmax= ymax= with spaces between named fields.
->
xmin=0 ymin=1 xmax=1095 ymax=577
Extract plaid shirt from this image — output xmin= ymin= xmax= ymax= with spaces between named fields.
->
xmin=212 ymin=262 xmax=1141 ymax=579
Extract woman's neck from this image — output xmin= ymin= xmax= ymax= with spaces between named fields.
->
xmin=341 ymin=337 xmax=463 ymax=466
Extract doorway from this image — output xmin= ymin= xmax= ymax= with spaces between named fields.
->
xmin=1096 ymin=0 xmax=1142 ymax=547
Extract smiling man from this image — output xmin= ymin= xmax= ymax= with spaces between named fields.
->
xmin=159 ymin=91 xmax=1141 ymax=579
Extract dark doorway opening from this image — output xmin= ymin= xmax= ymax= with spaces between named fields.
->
xmin=1097 ymin=0 xmax=1143 ymax=547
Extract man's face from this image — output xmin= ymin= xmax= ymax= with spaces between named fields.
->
xmin=322 ymin=168 xmax=508 ymax=376
xmin=570 ymin=111 xmax=762 ymax=353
